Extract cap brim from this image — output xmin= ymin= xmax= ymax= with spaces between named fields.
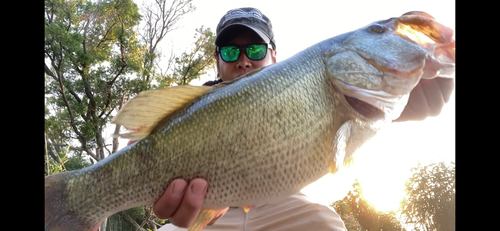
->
xmin=215 ymin=23 xmax=271 ymax=46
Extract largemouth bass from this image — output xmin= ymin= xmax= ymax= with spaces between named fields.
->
xmin=45 ymin=11 xmax=455 ymax=231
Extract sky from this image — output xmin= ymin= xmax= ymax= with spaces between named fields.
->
xmin=112 ymin=0 xmax=456 ymax=213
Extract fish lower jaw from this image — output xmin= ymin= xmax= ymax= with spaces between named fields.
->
xmin=344 ymin=95 xmax=385 ymax=120
xmin=337 ymin=81 xmax=409 ymax=121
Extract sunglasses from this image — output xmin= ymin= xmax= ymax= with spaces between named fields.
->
xmin=217 ymin=43 xmax=272 ymax=62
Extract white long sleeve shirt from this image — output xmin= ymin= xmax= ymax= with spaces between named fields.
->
xmin=158 ymin=192 xmax=347 ymax=231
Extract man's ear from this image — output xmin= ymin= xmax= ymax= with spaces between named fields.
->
xmin=214 ymin=54 xmax=220 ymax=77
xmin=272 ymin=50 xmax=277 ymax=63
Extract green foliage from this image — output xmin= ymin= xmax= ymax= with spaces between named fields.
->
xmin=45 ymin=146 xmax=91 ymax=176
xmin=400 ymin=162 xmax=455 ymax=231
xmin=332 ymin=161 xmax=455 ymax=231
xmin=171 ymin=26 xmax=216 ymax=86
xmin=331 ymin=179 xmax=405 ymax=231
xmin=45 ymin=0 xmax=212 ymax=164
xmin=45 ymin=148 xmax=68 ymax=176
xmin=106 ymin=206 xmax=169 ymax=231
xmin=64 ymin=154 xmax=92 ymax=171
xmin=152 ymin=25 xmax=216 ymax=88
xmin=45 ymin=0 xmax=212 ymax=230
xmin=45 ymin=0 xmax=145 ymax=162
xmin=331 ymin=199 xmax=362 ymax=230
xmin=107 ymin=207 xmax=144 ymax=231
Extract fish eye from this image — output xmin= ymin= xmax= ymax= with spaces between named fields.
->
xmin=368 ymin=24 xmax=386 ymax=34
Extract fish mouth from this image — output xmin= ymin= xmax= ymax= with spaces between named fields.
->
xmin=344 ymin=95 xmax=385 ymax=120
xmin=335 ymin=12 xmax=454 ymax=121
xmin=338 ymin=81 xmax=408 ymax=121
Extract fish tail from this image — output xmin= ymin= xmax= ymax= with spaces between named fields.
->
xmin=45 ymin=171 xmax=102 ymax=231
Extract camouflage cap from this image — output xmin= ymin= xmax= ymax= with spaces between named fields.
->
xmin=215 ymin=7 xmax=276 ymax=50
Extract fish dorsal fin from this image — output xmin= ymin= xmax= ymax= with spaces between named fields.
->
xmin=112 ymin=85 xmax=213 ymax=140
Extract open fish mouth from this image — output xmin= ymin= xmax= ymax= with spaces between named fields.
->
xmin=338 ymin=81 xmax=408 ymax=120
xmin=339 ymin=12 xmax=455 ymax=121
xmin=344 ymin=95 xmax=384 ymax=120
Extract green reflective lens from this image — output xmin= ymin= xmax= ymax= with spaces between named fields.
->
xmin=220 ymin=46 xmax=240 ymax=62
xmin=219 ymin=44 xmax=269 ymax=62
xmin=246 ymin=44 xmax=267 ymax=60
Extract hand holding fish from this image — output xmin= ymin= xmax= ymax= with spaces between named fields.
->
xmin=153 ymin=179 xmax=227 ymax=228
xmin=152 ymin=179 xmax=205 ymax=227
xmin=394 ymin=77 xmax=454 ymax=122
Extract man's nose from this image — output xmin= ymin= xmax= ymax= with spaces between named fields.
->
xmin=236 ymin=53 xmax=252 ymax=69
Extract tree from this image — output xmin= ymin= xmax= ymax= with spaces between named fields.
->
xmin=106 ymin=206 xmax=167 ymax=231
xmin=108 ymin=0 xmax=196 ymax=165
xmin=331 ymin=198 xmax=362 ymax=230
xmin=331 ymin=179 xmax=405 ymax=231
xmin=170 ymin=26 xmax=216 ymax=86
xmin=45 ymin=0 xmax=144 ymax=163
xmin=138 ymin=0 xmax=196 ymax=89
xmin=45 ymin=1 xmax=144 ymax=230
xmin=400 ymin=162 xmax=455 ymax=231
xmin=45 ymin=1 xmax=215 ymax=230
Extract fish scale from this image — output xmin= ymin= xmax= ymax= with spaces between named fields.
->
xmin=45 ymin=12 xmax=455 ymax=231
xmin=165 ymin=52 xmax=334 ymax=208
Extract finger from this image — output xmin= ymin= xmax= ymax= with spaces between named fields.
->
xmin=168 ymin=178 xmax=208 ymax=228
xmin=420 ymin=78 xmax=445 ymax=117
xmin=393 ymin=77 xmax=454 ymax=122
xmin=393 ymin=101 xmax=417 ymax=122
xmin=435 ymin=77 xmax=455 ymax=103
xmin=153 ymin=179 xmax=188 ymax=219
xmin=404 ymin=81 xmax=430 ymax=121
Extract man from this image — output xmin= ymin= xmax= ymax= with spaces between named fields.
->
xmin=153 ymin=7 xmax=455 ymax=231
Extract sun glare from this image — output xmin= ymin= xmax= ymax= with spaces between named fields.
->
xmin=302 ymin=90 xmax=454 ymax=212
xmin=356 ymin=170 xmax=408 ymax=213
xmin=396 ymin=23 xmax=436 ymax=46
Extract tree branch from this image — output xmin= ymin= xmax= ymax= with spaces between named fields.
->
xmin=118 ymin=211 xmax=147 ymax=231
xmin=45 ymin=133 xmax=49 ymax=175
xmin=45 ymin=136 xmax=61 ymax=165
xmin=140 ymin=0 xmax=194 ymax=84
xmin=55 ymin=58 xmax=87 ymax=148
xmin=95 ymin=21 xmax=117 ymax=49
xmin=50 ymin=142 xmax=98 ymax=161
xmin=45 ymin=63 xmax=57 ymax=79
xmin=84 ymin=147 xmax=99 ymax=162
xmin=50 ymin=143 xmax=84 ymax=152
xmin=99 ymin=14 xmax=128 ymax=119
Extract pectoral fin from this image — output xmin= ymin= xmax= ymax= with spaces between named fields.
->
xmin=327 ymin=120 xmax=351 ymax=175
xmin=187 ymin=209 xmax=220 ymax=231
xmin=111 ymin=85 xmax=213 ymax=140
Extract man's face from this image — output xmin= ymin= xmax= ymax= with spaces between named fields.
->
xmin=216 ymin=29 xmax=276 ymax=81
